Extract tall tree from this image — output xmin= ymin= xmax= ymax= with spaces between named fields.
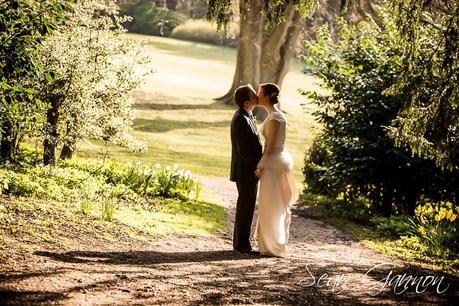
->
xmin=212 ymin=0 xmax=264 ymax=104
xmin=207 ymin=0 xmax=318 ymax=105
xmin=38 ymin=0 xmax=148 ymax=165
xmin=385 ymin=0 xmax=459 ymax=170
xmin=0 ymin=0 xmax=63 ymax=161
xmin=208 ymin=0 xmax=379 ymax=106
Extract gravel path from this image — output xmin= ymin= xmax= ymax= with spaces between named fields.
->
xmin=0 ymin=176 xmax=457 ymax=305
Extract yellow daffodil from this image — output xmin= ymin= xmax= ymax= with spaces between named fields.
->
xmin=418 ymin=226 xmax=426 ymax=235
xmin=420 ymin=214 xmax=426 ymax=224
xmin=446 ymin=210 xmax=453 ymax=221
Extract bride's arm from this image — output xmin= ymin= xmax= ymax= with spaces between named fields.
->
xmin=255 ymin=120 xmax=280 ymax=177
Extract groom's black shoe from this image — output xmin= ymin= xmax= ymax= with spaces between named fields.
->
xmin=235 ymin=248 xmax=261 ymax=256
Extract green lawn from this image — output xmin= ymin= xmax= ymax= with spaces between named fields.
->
xmin=0 ymin=195 xmax=225 ymax=251
xmin=78 ymin=35 xmax=320 ymax=184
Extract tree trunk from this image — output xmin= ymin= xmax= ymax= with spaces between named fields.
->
xmin=0 ymin=120 xmax=13 ymax=161
xmin=215 ymin=0 xmax=264 ymax=104
xmin=216 ymin=1 xmax=304 ymax=112
xmin=60 ymin=142 xmax=75 ymax=160
xmin=43 ymin=98 xmax=59 ymax=166
xmin=254 ymin=8 xmax=303 ymax=120
xmin=59 ymin=121 xmax=75 ymax=160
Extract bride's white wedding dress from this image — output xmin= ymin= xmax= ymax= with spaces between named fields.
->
xmin=255 ymin=109 xmax=298 ymax=257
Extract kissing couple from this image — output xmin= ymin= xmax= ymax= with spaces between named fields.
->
xmin=230 ymin=83 xmax=299 ymax=257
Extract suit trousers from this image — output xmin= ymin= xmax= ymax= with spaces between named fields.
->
xmin=233 ymin=176 xmax=258 ymax=250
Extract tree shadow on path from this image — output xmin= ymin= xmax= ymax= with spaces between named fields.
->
xmin=33 ymin=249 xmax=264 ymax=265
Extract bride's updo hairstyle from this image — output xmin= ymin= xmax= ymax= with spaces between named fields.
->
xmin=260 ymin=83 xmax=280 ymax=105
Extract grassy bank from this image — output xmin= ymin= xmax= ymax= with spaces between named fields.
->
xmin=298 ymin=194 xmax=459 ymax=273
xmin=0 ymin=154 xmax=225 ymax=253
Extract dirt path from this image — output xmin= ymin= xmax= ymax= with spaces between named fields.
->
xmin=0 ymin=176 xmax=457 ymax=305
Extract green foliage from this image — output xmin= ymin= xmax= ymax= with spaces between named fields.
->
xmin=206 ymin=0 xmax=318 ymax=31
xmin=408 ymin=199 xmax=458 ymax=258
xmin=300 ymin=192 xmax=374 ymax=223
xmin=369 ymin=216 xmax=412 ymax=238
xmin=79 ymin=199 xmax=92 ymax=215
xmin=302 ymin=138 xmax=331 ymax=195
xmin=101 ymin=197 xmax=117 ymax=221
xmin=302 ymin=8 xmax=459 ymax=216
xmin=0 ymin=148 xmax=201 ymax=202
xmin=37 ymin=0 xmax=149 ymax=157
xmin=386 ymin=1 xmax=459 ymax=170
xmin=393 ymin=235 xmax=428 ymax=254
xmin=171 ymin=19 xmax=239 ymax=47
xmin=120 ymin=0 xmax=188 ymax=36
xmin=0 ymin=0 xmax=64 ymax=158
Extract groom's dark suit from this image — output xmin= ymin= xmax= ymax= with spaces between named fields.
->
xmin=230 ymin=107 xmax=263 ymax=251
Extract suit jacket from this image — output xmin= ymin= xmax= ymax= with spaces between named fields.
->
xmin=230 ymin=107 xmax=263 ymax=182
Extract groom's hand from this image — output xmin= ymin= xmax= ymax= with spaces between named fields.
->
xmin=254 ymin=168 xmax=263 ymax=178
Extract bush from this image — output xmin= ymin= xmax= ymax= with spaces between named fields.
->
xmin=301 ymin=192 xmax=375 ymax=223
xmin=170 ymin=19 xmax=239 ymax=47
xmin=369 ymin=216 xmax=412 ymax=238
xmin=302 ymin=7 xmax=459 ymax=216
xmin=120 ymin=0 xmax=187 ymax=37
xmin=302 ymin=138 xmax=332 ymax=195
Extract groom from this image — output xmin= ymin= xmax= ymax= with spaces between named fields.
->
xmin=230 ymin=84 xmax=263 ymax=255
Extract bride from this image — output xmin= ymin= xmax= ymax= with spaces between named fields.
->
xmin=254 ymin=83 xmax=298 ymax=257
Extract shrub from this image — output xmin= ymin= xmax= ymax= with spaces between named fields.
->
xmin=302 ymin=137 xmax=332 ymax=195
xmin=369 ymin=216 xmax=412 ymax=238
xmin=170 ymin=19 xmax=239 ymax=47
xmin=120 ymin=0 xmax=187 ymax=37
xmin=301 ymin=192 xmax=374 ymax=223
xmin=302 ymin=7 xmax=459 ymax=216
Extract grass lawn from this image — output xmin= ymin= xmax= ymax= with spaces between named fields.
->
xmin=0 ymin=194 xmax=224 ymax=252
xmin=77 ymin=35 xmax=320 ymax=185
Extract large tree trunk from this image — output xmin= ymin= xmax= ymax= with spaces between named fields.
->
xmin=60 ymin=142 xmax=75 ymax=160
xmin=0 ymin=120 xmax=13 ymax=161
xmin=217 ymin=1 xmax=304 ymax=110
xmin=43 ymin=98 xmax=59 ymax=166
xmin=59 ymin=121 xmax=75 ymax=160
xmin=215 ymin=0 xmax=264 ymax=104
xmin=254 ymin=7 xmax=303 ymax=119
xmin=217 ymin=0 xmax=381 ymax=106
xmin=260 ymin=6 xmax=299 ymax=86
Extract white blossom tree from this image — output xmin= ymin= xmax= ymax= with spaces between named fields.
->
xmin=38 ymin=0 xmax=150 ymax=165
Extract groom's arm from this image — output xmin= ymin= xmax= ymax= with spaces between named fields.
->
xmin=234 ymin=116 xmax=258 ymax=169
